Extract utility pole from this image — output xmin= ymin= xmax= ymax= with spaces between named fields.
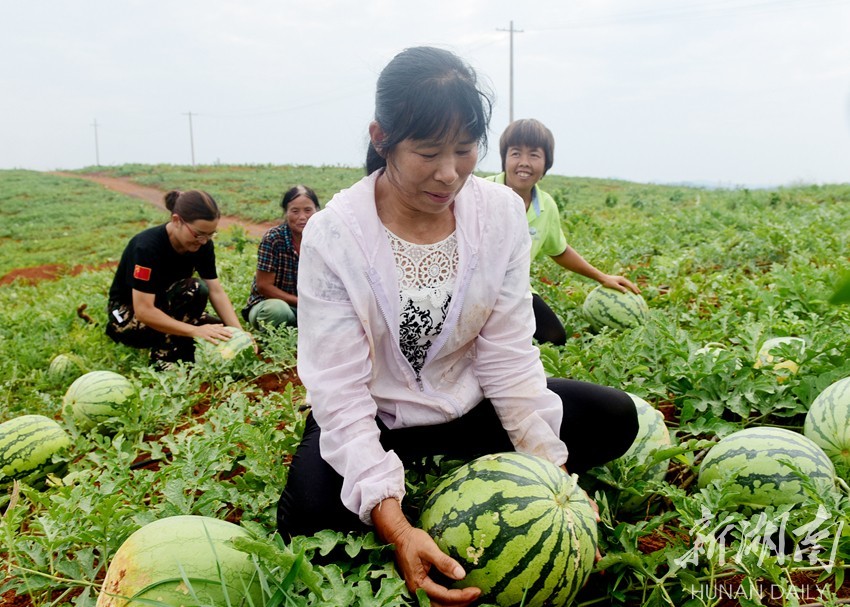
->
xmin=496 ymin=20 xmax=523 ymax=123
xmin=183 ymin=111 xmax=196 ymax=166
xmin=91 ymin=119 xmax=100 ymax=166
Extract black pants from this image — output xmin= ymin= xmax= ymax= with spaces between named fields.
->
xmin=276 ymin=378 xmax=638 ymax=538
xmin=106 ymin=277 xmax=219 ymax=364
xmin=532 ymin=293 xmax=567 ymax=346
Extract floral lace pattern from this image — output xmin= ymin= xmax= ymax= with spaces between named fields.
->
xmin=386 ymin=229 xmax=458 ymax=377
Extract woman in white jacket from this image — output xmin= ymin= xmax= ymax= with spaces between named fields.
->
xmin=277 ymin=46 xmax=638 ymax=607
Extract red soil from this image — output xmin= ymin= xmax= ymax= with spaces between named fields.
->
xmin=1 ymin=172 xmax=278 ymax=287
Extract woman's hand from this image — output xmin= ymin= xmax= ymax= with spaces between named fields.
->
xmin=599 ymin=274 xmax=640 ymax=295
xmin=393 ymin=526 xmax=481 ymax=607
xmin=372 ymin=498 xmax=480 ymax=607
xmin=193 ymin=323 xmax=234 ymax=344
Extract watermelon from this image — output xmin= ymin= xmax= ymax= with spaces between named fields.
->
xmin=608 ymin=393 xmax=671 ymax=510
xmin=419 ymin=452 xmax=597 ymax=607
xmin=0 ymin=414 xmax=71 ymax=481
xmin=198 ymin=328 xmax=255 ymax=364
xmin=804 ymin=376 xmax=850 ymax=471
xmin=698 ymin=427 xmax=835 ymax=509
xmin=754 ymin=336 xmax=805 ymax=380
xmin=96 ymin=515 xmax=262 ymax=607
xmin=47 ymin=353 xmax=82 ymax=384
xmin=62 ymin=371 xmax=135 ymax=430
xmin=582 ymin=286 xmax=648 ymax=331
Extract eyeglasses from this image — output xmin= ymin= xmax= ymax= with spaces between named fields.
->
xmin=181 ymin=219 xmax=217 ymax=241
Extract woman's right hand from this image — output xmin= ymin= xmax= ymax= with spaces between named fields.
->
xmin=372 ymin=498 xmax=480 ymax=607
xmin=193 ymin=323 xmax=234 ymax=344
xmin=392 ymin=526 xmax=481 ymax=607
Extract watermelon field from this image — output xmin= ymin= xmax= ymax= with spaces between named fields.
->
xmin=1 ymin=165 xmax=849 ymax=606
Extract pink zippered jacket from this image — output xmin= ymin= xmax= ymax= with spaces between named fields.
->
xmin=296 ymin=171 xmax=569 ymax=524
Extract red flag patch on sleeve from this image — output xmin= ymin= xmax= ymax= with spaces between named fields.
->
xmin=133 ymin=265 xmax=152 ymax=281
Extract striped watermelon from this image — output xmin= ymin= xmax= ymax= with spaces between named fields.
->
xmin=47 ymin=353 xmax=82 ymax=384
xmin=199 ymin=328 xmax=255 ymax=363
xmin=698 ymin=427 xmax=835 ymax=509
xmin=97 ymin=515 xmax=262 ymax=607
xmin=583 ymin=286 xmax=648 ymax=331
xmin=608 ymin=393 xmax=671 ymax=510
xmin=0 ymin=414 xmax=71 ymax=481
xmin=804 ymin=376 xmax=850 ymax=471
xmin=62 ymin=371 xmax=136 ymax=430
xmin=419 ymin=452 xmax=597 ymax=607
xmin=754 ymin=336 xmax=806 ymax=380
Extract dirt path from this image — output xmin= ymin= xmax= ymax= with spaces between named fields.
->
xmin=52 ymin=172 xmax=278 ymax=239
xmin=0 ymin=172 xmax=278 ymax=286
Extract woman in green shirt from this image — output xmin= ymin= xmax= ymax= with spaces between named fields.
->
xmin=488 ymin=118 xmax=639 ymax=345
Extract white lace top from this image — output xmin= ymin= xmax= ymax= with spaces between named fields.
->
xmin=385 ymin=228 xmax=459 ymax=377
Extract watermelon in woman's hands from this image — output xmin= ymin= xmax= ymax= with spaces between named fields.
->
xmin=583 ymin=286 xmax=649 ymax=332
xmin=419 ymin=452 xmax=597 ymax=607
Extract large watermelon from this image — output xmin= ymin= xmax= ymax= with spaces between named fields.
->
xmin=97 ymin=515 xmax=262 ymax=607
xmin=608 ymin=393 xmax=671 ymax=510
xmin=198 ymin=328 xmax=255 ymax=364
xmin=753 ymin=336 xmax=806 ymax=380
xmin=804 ymin=376 xmax=850 ymax=471
xmin=0 ymin=415 xmax=71 ymax=481
xmin=698 ymin=427 xmax=835 ymax=509
xmin=419 ymin=452 xmax=597 ymax=607
xmin=582 ymin=286 xmax=648 ymax=331
xmin=62 ymin=371 xmax=135 ymax=430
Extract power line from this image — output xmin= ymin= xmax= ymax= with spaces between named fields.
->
xmin=202 ymin=82 xmax=374 ymax=119
xmin=531 ymin=0 xmax=849 ymax=31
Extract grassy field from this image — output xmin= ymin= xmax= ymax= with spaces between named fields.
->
xmin=1 ymin=166 xmax=849 ymax=606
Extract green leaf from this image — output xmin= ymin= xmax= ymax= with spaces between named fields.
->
xmin=316 ymin=565 xmax=356 ymax=607
xmin=675 ymin=569 xmax=700 ymax=592
xmin=231 ymin=537 xmax=325 ymax=599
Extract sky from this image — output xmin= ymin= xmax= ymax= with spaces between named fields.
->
xmin=2 ymin=0 xmax=849 ymax=187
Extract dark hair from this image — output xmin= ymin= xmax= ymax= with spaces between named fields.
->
xmin=281 ymin=185 xmax=321 ymax=212
xmin=164 ymin=190 xmax=220 ymax=222
xmin=499 ymin=119 xmax=555 ymax=174
xmin=366 ymin=46 xmax=493 ymax=175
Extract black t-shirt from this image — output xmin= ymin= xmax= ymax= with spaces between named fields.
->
xmin=108 ymin=224 xmax=217 ymax=308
